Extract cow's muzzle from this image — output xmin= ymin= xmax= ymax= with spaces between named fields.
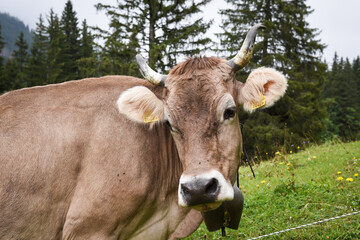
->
xmin=178 ymin=170 xmax=234 ymax=211
xmin=181 ymin=178 xmax=219 ymax=206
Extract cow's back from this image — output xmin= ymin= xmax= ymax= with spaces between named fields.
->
xmin=0 ymin=76 xmax=149 ymax=239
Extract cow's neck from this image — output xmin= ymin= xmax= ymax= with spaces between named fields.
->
xmin=124 ymin=124 xmax=187 ymax=239
xmin=150 ymin=124 xmax=182 ymax=198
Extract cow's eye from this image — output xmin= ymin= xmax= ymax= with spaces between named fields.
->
xmin=165 ymin=120 xmax=178 ymax=133
xmin=223 ymin=107 xmax=236 ymax=120
xmin=165 ymin=120 xmax=171 ymax=128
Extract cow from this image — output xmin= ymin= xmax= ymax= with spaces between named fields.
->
xmin=0 ymin=24 xmax=287 ymax=239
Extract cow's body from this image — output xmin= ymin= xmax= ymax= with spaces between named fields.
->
xmin=0 ymin=25 xmax=288 ymax=240
xmin=0 ymin=77 xmax=200 ymax=239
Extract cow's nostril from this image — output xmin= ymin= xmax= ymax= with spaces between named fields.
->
xmin=181 ymin=184 xmax=190 ymax=197
xmin=205 ymin=178 xmax=218 ymax=195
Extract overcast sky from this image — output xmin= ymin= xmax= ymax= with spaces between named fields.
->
xmin=1 ymin=0 xmax=359 ymax=63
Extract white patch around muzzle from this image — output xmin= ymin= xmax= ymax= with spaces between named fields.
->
xmin=178 ymin=170 xmax=234 ymax=207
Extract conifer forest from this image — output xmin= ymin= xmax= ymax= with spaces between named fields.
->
xmin=0 ymin=0 xmax=359 ymax=159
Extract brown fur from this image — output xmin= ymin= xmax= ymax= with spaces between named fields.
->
xmin=162 ymin=57 xmax=241 ymax=182
xmin=169 ymin=56 xmax=222 ymax=76
xmin=0 ymin=77 xmax=191 ymax=239
xmin=0 ymin=56 xmax=286 ymax=240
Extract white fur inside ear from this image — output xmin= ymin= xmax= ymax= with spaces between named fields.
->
xmin=117 ymin=86 xmax=164 ymax=123
xmin=240 ymin=67 xmax=287 ymax=113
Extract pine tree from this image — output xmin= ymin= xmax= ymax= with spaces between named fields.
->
xmin=97 ymin=27 xmax=139 ymax=76
xmin=79 ymin=20 xmax=93 ymax=59
xmin=352 ymin=57 xmax=360 ymax=113
xmin=11 ymin=32 xmax=29 ymax=89
xmin=322 ymin=53 xmax=341 ymax=137
xmin=0 ymin=25 xmax=5 ymax=67
xmin=96 ymin=0 xmax=212 ymax=74
xmin=324 ymin=55 xmax=360 ymax=140
xmin=47 ymin=9 xmax=64 ymax=83
xmin=26 ymin=15 xmax=49 ymax=86
xmin=323 ymin=53 xmax=339 ymax=98
xmin=0 ymin=24 xmax=7 ymax=93
xmin=339 ymin=58 xmax=360 ymax=140
xmin=219 ymin=0 xmax=327 ymax=156
xmin=353 ymin=57 xmax=360 ymax=139
xmin=59 ymin=0 xmax=81 ymax=81
xmin=77 ymin=19 xmax=98 ymax=78
xmin=2 ymin=59 xmax=17 ymax=91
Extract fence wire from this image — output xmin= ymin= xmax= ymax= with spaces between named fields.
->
xmin=247 ymin=210 xmax=360 ymax=240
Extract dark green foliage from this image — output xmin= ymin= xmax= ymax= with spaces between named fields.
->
xmin=0 ymin=12 xmax=32 ymax=60
xmin=59 ymin=0 xmax=81 ymax=81
xmin=77 ymin=20 xmax=98 ymax=79
xmin=323 ymin=54 xmax=360 ymax=140
xmin=353 ymin=57 xmax=360 ymax=114
xmin=13 ymin=32 xmax=28 ymax=71
xmin=0 ymin=25 xmax=6 ymax=92
xmin=79 ymin=20 xmax=93 ymax=59
xmin=1 ymin=59 xmax=17 ymax=92
xmin=0 ymin=25 xmax=5 ymax=66
xmin=9 ymin=32 xmax=29 ymax=89
xmin=94 ymin=9 xmax=141 ymax=77
xmin=96 ymin=0 xmax=212 ymax=74
xmin=0 ymin=30 xmax=28 ymax=92
xmin=47 ymin=9 xmax=65 ymax=84
xmin=26 ymin=15 xmax=49 ymax=86
xmin=0 ymin=4 xmax=98 ymax=91
xmin=219 ymin=0 xmax=327 ymax=158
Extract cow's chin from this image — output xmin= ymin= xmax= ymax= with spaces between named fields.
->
xmin=191 ymin=202 xmax=222 ymax=212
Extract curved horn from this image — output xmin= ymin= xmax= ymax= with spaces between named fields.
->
xmin=136 ymin=54 xmax=167 ymax=86
xmin=228 ymin=24 xmax=265 ymax=71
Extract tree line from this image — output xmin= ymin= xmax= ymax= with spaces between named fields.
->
xmin=0 ymin=2 xmax=95 ymax=90
xmin=0 ymin=0 xmax=358 ymax=159
xmin=323 ymin=54 xmax=360 ymax=141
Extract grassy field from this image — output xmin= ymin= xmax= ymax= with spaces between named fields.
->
xmin=185 ymin=140 xmax=360 ymax=239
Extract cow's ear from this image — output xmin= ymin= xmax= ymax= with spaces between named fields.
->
xmin=236 ymin=67 xmax=287 ymax=113
xmin=117 ymin=86 xmax=165 ymax=124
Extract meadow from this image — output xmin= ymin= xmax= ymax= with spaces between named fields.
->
xmin=185 ymin=140 xmax=360 ymax=239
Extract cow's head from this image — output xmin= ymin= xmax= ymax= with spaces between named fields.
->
xmin=117 ymin=24 xmax=287 ymax=212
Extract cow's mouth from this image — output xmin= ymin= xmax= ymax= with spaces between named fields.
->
xmin=178 ymin=170 xmax=235 ymax=210
xmin=191 ymin=202 xmax=222 ymax=212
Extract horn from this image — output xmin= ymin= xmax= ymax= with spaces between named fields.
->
xmin=136 ymin=54 xmax=167 ymax=86
xmin=228 ymin=24 xmax=265 ymax=71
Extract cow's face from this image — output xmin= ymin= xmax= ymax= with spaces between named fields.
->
xmin=163 ymin=58 xmax=242 ymax=211
xmin=117 ymin=25 xmax=287 ymax=212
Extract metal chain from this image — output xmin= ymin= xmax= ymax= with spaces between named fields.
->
xmin=247 ymin=211 xmax=360 ymax=240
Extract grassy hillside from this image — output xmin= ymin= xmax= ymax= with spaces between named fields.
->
xmin=185 ymin=141 xmax=360 ymax=239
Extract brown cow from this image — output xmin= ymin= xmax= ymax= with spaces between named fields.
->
xmin=0 ymin=25 xmax=287 ymax=239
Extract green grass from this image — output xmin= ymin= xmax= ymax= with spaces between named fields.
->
xmin=185 ymin=141 xmax=360 ymax=239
